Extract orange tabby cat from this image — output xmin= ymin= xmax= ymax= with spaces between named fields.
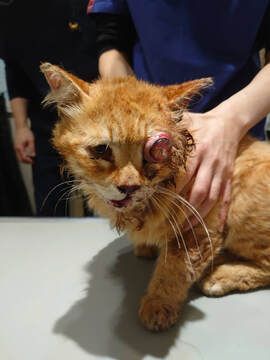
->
xmin=41 ymin=63 xmax=270 ymax=331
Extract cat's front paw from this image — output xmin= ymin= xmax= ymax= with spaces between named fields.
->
xmin=139 ymin=294 xmax=179 ymax=331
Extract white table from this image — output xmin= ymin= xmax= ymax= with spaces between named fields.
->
xmin=0 ymin=218 xmax=269 ymax=360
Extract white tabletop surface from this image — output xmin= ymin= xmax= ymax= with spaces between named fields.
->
xmin=0 ymin=218 xmax=269 ymax=360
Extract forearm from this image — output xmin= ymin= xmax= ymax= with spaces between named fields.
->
xmin=99 ymin=49 xmax=133 ymax=78
xmin=10 ymin=97 xmax=29 ymax=129
xmin=212 ymin=63 xmax=270 ymax=139
xmin=93 ymin=12 xmax=135 ymax=78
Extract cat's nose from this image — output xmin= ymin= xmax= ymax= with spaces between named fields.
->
xmin=117 ymin=185 xmax=141 ymax=195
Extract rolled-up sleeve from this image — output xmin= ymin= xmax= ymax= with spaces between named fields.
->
xmin=87 ymin=0 xmax=128 ymax=14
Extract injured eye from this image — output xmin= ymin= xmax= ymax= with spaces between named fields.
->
xmin=144 ymin=132 xmax=172 ymax=163
xmin=87 ymin=144 xmax=112 ymax=161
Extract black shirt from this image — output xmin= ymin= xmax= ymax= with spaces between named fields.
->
xmin=0 ymin=0 xmax=98 ymax=134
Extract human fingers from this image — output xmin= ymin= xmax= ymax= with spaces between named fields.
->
xmin=178 ymin=151 xmax=200 ymax=194
xmin=15 ymin=145 xmax=24 ymax=162
xmin=25 ymin=137 xmax=36 ymax=158
xmin=15 ymin=143 xmax=33 ymax=164
xmin=196 ymin=173 xmax=222 ymax=218
xmin=188 ymin=162 xmax=213 ymax=210
xmin=24 ymin=137 xmax=36 ymax=164
xmin=23 ymin=154 xmax=34 ymax=164
xmin=184 ymin=169 xmax=232 ymax=232
xmin=182 ymin=164 xmax=213 ymax=230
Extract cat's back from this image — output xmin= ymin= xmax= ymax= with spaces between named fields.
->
xmin=233 ymin=136 xmax=270 ymax=179
xmin=227 ymin=135 xmax=270 ymax=238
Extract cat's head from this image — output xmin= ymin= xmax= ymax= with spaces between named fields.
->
xmin=41 ymin=63 xmax=211 ymax=215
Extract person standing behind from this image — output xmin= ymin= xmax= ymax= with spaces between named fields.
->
xmin=1 ymin=0 xmax=98 ymax=216
xmin=88 ymin=0 xmax=270 ymax=225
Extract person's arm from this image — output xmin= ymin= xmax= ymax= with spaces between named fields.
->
xmin=89 ymin=1 xmax=270 ymax=227
xmin=90 ymin=11 xmax=135 ymax=77
xmin=182 ymin=62 xmax=270 ymax=228
xmin=5 ymin=60 xmax=35 ymax=164
xmin=99 ymin=49 xmax=133 ymax=78
xmin=9 ymin=97 xmax=35 ymax=164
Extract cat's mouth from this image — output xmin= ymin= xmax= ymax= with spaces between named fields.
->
xmin=109 ymin=194 xmax=132 ymax=208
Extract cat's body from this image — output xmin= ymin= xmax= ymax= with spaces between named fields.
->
xmin=41 ymin=63 xmax=270 ymax=331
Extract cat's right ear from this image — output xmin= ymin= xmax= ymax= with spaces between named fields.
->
xmin=163 ymin=78 xmax=213 ymax=112
xmin=40 ymin=62 xmax=90 ymax=115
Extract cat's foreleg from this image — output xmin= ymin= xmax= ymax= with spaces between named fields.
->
xmin=138 ymin=231 xmax=222 ymax=331
xmin=138 ymin=241 xmax=201 ymax=331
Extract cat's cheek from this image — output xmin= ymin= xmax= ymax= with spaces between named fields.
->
xmin=144 ymin=165 xmax=158 ymax=180
xmin=144 ymin=164 xmax=175 ymax=186
xmin=71 ymin=154 xmax=114 ymax=179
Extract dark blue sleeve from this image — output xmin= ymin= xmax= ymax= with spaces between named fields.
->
xmin=87 ymin=0 xmax=128 ymax=14
xmin=258 ymin=2 xmax=270 ymax=50
xmin=265 ymin=6 xmax=270 ymax=49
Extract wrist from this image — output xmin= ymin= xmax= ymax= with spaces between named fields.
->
xmin=15 ymin=122 xmax=30 ymax=131
xmin=208 ymin=99 xmax=252 ymax=141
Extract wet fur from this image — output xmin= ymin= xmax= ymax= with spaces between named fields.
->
xmin=41 ymin=63 xmax=270 ymax=331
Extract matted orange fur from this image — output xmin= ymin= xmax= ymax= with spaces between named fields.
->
xmin=41 ymin=63 xmax=270 ymax=332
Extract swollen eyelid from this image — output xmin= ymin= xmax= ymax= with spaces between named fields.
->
xmin=144 ymin=132 xmax=172 ymax=163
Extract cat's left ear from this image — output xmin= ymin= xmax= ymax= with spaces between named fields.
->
xmin=163 ymin=78 xmax=213 ymax=112
xmin=40 ymin=62 xmax=90 ymax=114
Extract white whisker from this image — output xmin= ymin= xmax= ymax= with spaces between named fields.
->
xmin=153 ymin=195 xmax=195 ymax=276
xmin=157 ymin=186 xmax=214 ymax=271
xmin=53 ymin=185 xmax=81 ymax=215
xmin=164 ymin=235 xmax=168 ymax=264
xmin=152 ymin=195 xmax=180 ymax=249
xmin=157 ymin=189 xmax=203 ymax=262
xmin=40 ymin=179 xmax=80 ymax=212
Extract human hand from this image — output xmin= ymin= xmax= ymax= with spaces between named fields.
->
xmin=14 ymin=126 xmax=36 ymax=164
xmin=181 ymin=109 xmax=242 ymax=230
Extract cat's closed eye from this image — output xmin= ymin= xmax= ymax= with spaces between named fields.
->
xmin=87 ymin=144 xmax=113 ymax=161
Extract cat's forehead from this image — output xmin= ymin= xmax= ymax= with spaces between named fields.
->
xmin=88 ymin=78 xmax=165 ymax=114
xmin=81 ymin=118 xmax=167 ymax=146
xmin=80 ymin=81 xmax=170 ymax=144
